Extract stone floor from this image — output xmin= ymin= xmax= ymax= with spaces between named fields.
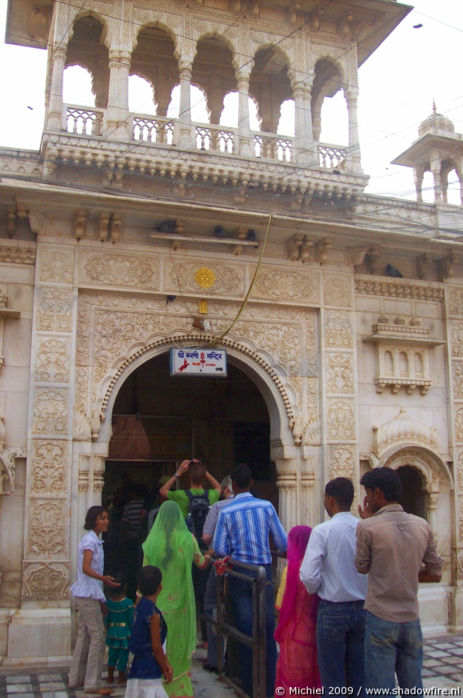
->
xmin=0 ymin=636 xmax=462 ymax=697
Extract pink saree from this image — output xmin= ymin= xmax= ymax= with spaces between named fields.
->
xmin=274 ymin=526 xmax=321 ymax=695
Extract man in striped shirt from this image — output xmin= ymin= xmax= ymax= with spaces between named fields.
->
xmin=212 ymin=463 xmax=287 ymax=697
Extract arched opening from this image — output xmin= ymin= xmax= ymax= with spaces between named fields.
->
xmin=66 ymin=15 xmax=109 ymax=108
xmin=193 ymin=36 xmax=236 ymax=126
xmin=103 ymin=351 xmax=275 ymax=584
xmin=220 ymin=92 xmax=260 ymax=130
xmin=250 ymin=46 xmax=292 ymax=134
xmin=128 ymin=75 xmax=156 ymax=115
xmin=63 ymin=66 xmax=95 ymax=107
xmin=131 ymin=25 xmax=178 ymax=118
xmin=277 ymin=99 xmax=295 ymax=136
xmin=311 ymin=57 xmax=343 ymax=143
xmin=396 ymin=464 xmax=428 ymax=520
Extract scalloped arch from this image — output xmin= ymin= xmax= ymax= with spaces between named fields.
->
xmin=370 ymin=445 xmax=453 ymax=491
xmin=66 ymin=12 xmax=109 ymax=49
xmin=96 ymin=334 xmax=296 ymax=443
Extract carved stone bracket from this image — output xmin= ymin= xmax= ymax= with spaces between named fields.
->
xmin=0 ymin=445 xmax=27 ymax=495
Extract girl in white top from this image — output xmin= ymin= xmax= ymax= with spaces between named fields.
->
xmin=69 ymin=506 xmax=120 ymax=695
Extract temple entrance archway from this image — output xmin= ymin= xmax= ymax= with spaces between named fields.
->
xmin=102 ymin=349 xmax=276 ymax=591
xmin=104 ymin=348 xmax=277 ymax=505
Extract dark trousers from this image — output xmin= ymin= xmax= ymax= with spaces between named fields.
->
xmin=316 ymin=599 xmax=366 ymax=694
xmin=228 ymin=564 xmax=276 ymax=697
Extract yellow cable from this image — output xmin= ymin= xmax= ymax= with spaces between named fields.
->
xmin=209 ymin=213 xmax=273 ymax=347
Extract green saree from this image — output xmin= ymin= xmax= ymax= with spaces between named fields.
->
xmin=142 ymin=500 xmax=204 ymax=698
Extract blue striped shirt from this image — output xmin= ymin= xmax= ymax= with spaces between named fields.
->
xmin=212 ymin=492 xmax=287 ymax=565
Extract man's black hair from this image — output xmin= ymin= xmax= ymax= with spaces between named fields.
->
xmin=360 ymin=467 xmax=403 ymax=502
xmin=137 ymin=565 xmax=162 ymax=596
xmin=231 ymin=463 xmax=252 ymax=489
xmin=325 ymin=477 xmax=354 ymax=509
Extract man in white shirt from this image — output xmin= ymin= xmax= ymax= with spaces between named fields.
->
xmin=300 ymin=477 xmax=367 ymax=693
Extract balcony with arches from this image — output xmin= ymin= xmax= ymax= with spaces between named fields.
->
xmin=41 ymin=12 xmax=370 ymax=199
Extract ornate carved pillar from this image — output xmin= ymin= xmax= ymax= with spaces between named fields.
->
xmin=12 ymin=239 xmax=78 ymax=660
xmin=236 ymin=69 xmax=252 ymax=158
xmin=345 ymin=88 xmax=361 ymax=171
xmin=178 ymin=63 xmax=194 ymax=149
xmin=105 ymin=49 xmax=131 ymax=140
xmin=290 ymin=71 xmax=314 ymax=165
xmin=276 ymin=473 xmax=298 ymax=533
xmin=414 ymin=165 xmax=426 ymax=203
xmin=46 ymin=45 xmax=66 ymax=130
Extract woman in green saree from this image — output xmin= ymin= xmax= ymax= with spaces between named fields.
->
xmin=142 ymin=500 xmax=211 ymax=698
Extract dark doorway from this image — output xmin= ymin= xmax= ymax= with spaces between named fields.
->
xmin=103 ymin=351 xmax=274 ymax=590
xmin=397 ymin=464 xmax=428 ymax=520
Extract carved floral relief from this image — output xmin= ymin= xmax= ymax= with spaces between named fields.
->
xmin=37 ymin=289 xmax=73 ymax=333
xmin=327 ymin=399 xmax=355 ymax=441
xmin=453 ymin=362 xmax=463 ymax=400
xmin=457 ymin=407 xmax=463 ymax=443
xmin=327 ymin=444 xmax=355 ymax=480
xmin=27 ymin=500 xmax=67 ymax=555
xmin=324 ymin=311 xmax=353 ymax=349
xmin=451 ymin=322 xmax=463 ymax=357
xmin=22 ymin=562 xmax=69 ymax=600
xmin=40 ymin=249 xmax=74 ymax=284
xmin=448 ymin=287 xmax=463 ymax=316
xmin=167 ymin=261 xmax=242 ymax=295
xmin=323 ymin=275 xmax=352 ymax=308
xmin=326 ymin=352 xmax=355 ymax=394
xmin=33 ymin=389 xmax=68 ymax=435
xmin=456 ymin=451 xmax=463 ymax=491
xmin=31 ymin=441 xmax=67 ymax=493
xmin=0 ymin=246 xmax=36 ymax=265
xmin=82 ymin=253 xmax=158 ymax=289
xmin=253 ymin=268 xmax=320 ymax=304
xmin=35 ymin=338 xmax=70 ymax=383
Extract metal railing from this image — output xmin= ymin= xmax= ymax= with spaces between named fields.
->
xmin=203 ymin=557 xmax=271 ymax=698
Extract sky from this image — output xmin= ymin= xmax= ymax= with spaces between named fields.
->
xmin=0 ymin=0 xmax=462 ymax=202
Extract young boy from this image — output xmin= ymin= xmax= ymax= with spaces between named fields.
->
xmin=125 ymin=566 xmax=173 ymax=698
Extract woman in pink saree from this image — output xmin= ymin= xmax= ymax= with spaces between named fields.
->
xmin=274 ymin=526 xmax=321 ymax=694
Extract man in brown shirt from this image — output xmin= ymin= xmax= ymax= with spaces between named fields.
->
xmin=355 ymin=467 xmax=442 ymax=693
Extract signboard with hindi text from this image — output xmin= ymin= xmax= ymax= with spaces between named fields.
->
xmin=170 ymin=348 xmax=227 ymax=376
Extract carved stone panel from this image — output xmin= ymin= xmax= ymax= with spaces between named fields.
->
xmin=22 ymin=561 xmax=69 ymax=600
xmin=27 ymin=500 xmax=67 ymax=556
xmin=448 ymin=287 xmax=463 ymax=316
xmin=35 ymin=338 xmax=70 ymax=383
xmin=456 ymin=450 xmax=463 ymax=491
xmin=32 ymin=389 xmax=68 ymax=435
xmin=327 ymin=444 xmax=355 ymax=480
xmin=37 ymin=289 xmax=73 ymax=333
xmin=81 ymin=252 xmax=158 ymax=289
xmin=327 ymin=399 xmax=355 ymax=441
xmin=324 ymin=311 xmax=354 ymax=349
xmin=453 ymin=361 xmax=463 ymax=400
xmin=253 ymin=267 xmax=321 ymax=304
xmin=31 ymin=441 xmax=67 ymax=494
xmin=326 ymin=352 xmax=355 ymax=394
xmin=451 ymin=322 xmax=463 ymax=357
xmin=40 ymin=248 xmax=74 ymax=284
xmin=166 ymin=260 xmax=242 ymax=296
xmin=323 ymin=275 xmax=352 ymax=308
xmin=457 ymin=406 xmax=463 ymax=443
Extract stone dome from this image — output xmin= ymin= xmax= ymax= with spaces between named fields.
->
xmin=372 ymin=408 xmax=438 ymax=457
xmin=418 ymin=102 xmax=455 ymax=137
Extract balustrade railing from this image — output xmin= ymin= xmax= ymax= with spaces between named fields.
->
xmin=132 ymin=115 xmax=175 ymax=145
xmin=317 ymin=143 xmax=347 ymax=170
xmin=253 ymin=132 xmax=293 ymax=162
xmin=65 ymin=105 xmax=103 ymax=136
xmin=195 ymin=124 xmax=235 ymax=154
xmin=61 ymin=106 xmax=351 ymax=173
